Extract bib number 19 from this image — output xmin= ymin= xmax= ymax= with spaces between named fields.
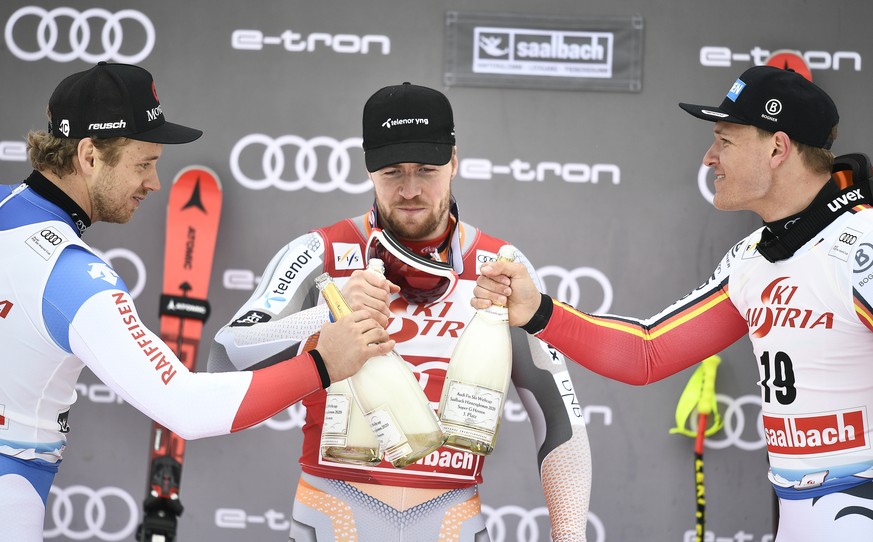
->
xmin=759 ymin=351 xmax=796 ymax=405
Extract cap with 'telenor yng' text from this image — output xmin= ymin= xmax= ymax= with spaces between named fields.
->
xmin=679 ymin=65 xmax=839 ymax=149
xmin=48 ymin=62 xmax=202 ymax=144
xmin=362 ymin=82 xmax=455 ymax=172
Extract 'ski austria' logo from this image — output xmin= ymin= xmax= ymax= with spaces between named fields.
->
xmin=746 ymin=277 xmax=833 ymax=338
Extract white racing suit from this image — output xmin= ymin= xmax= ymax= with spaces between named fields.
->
xmin=0 ymin=175 xmax=330 ymax=541
xmin=530 ymin=196 xmax=873 ymax=541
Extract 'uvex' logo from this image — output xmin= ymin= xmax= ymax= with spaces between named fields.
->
xmin=827 ymin=188 xmax=864 ymax=212
xmin=747 ymin=277 xmax=834 ymax=338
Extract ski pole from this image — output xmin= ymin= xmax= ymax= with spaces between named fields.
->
xmin=670 ymin=354 xmax=722 ymax=542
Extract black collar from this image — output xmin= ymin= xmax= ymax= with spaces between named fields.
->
xmin=24 ymin=170 xmax=91 ymax=236
xmin=757 ymin=179 xmax=867 ymax=262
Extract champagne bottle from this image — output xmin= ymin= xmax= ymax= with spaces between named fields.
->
xmin=319 ymin=260 xmax=382 ymax=466
xmin=320 ymin=377 xmax=381 ymax=466
xmin=438 ymin=244 xmax=516 ymax=455
xmin=315 ymin=260 xmax=446 ymax=468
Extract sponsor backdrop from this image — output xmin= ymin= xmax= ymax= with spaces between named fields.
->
xmin=1 ymin=1 xmax=871 ymax=541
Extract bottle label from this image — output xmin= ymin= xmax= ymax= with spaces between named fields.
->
xmin=364 ymin=407 xmax=408 ymax=457
xmin=440 ymin=381 xmax=503 ymax=432
xmin=321 ymin=392 xmax=351 ymax=446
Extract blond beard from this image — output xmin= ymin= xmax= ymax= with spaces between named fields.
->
xmin=91 ymin=167 xmax=136 ymax=224
xmin=376 ymin=193 xmax=451 ymax=240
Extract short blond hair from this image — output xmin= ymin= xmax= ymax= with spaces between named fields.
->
xmin=755 ymin=126 xmax=835 ymax=175
xmin=27 ymin=131 xmax=129 ymax=177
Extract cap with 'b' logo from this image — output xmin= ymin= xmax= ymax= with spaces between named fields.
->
xmin=678 ymin=65 xmax=839 ymax=149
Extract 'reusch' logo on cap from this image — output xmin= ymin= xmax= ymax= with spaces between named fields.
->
xmin=88 ymin=120 xmax=126 ymax=131
xmin=726 ymin=79 xmax=746 ymax=102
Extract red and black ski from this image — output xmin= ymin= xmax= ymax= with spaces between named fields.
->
xmin=136 ymin=166 xmax=222 ymax=542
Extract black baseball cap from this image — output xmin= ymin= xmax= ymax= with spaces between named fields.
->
xmin=679 ymin=65 xmax=839 ymax=149
xmin=48 ymin=62 xmax=202 ymax=144
xmin=362 ymin=82 xmax=455 ymax=172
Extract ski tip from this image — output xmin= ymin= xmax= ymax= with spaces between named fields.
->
xmin=172 ymin=165 xmax=223 ymax=191
xmin=764 ymin=49 xmax=813 ymax=83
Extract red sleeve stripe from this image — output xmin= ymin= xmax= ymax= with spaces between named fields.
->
xmin=854 ymin=291 xmax=873 ymax=333
xmin=230 ymin=353 xmax=322 ymax=432
xmin=552 ymin=280 xmax=731 ymax=341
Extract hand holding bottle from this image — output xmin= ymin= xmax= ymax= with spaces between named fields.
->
xmin=317 ymin=263 xmax=446 ymax=468
xmin=340 ymin=269 xmax=400 ymax=329
xmin=318 ymin=268 xmax=391 ymax=467
xmin=440 ymin=245 xmax=516 ymax=455
xmin=314 ymin=310 xmax=395 ymax=383
xmin=473 ymin=259 xmax=541 ymax=328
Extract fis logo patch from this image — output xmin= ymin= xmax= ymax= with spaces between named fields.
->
xmin=333 ymin=243 xmax=364 ymax=270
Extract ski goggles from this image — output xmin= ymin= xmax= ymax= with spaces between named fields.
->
xmin=365 ymin=228 xmax=459 ymax=305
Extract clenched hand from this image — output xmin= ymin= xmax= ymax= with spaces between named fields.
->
xmin=316 ymin=310 xmax=395 ymax=383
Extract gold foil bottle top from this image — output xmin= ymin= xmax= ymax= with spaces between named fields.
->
xmin=315 ymin=273 xmax=353 ymax=319
xmin=497 ymin=245 xmax=516 ymax=263
xmin=368 ymin=258 xmax=385 ymax=276
xmin=489 ymin=246 xmax=517 ymax=310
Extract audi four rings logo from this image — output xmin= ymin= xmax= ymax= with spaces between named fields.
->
xmin=45 ymin=485 xmax=138 ymax=541
xmin=230 ymin=134 xmax=371 ymax=194
xmin=537 ymin=265 xmax=614 ymax=314
xmin=5 ymin=6 xmax=155 ymax=63
xmin=703 ymin=393 xmax=766 ymax=451
xmin=40 ymin=228 xmax=63 ymax=246
xmin=840 ymin=232 xmax=858 ymax=244
xmin=482 ymin=506 xmax=605 ymax=542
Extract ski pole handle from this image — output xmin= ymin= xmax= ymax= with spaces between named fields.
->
xmin=697 ymin=355 xmax=720 ymax=417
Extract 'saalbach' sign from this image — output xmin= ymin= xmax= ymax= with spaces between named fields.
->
xmin=444 ymin=11 xmax=644 ymax=92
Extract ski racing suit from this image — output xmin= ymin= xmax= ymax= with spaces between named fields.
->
xmin=209 ymin=205 xmax=592 ymax=542
xmin=522 ymin=185 xmax=873 ymax=541
xmin=0 ymin=173 xmax=335 ymax=542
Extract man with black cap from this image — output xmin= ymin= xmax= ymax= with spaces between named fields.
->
xmin=0 ymin=62 xmax=392 ymax=541
xmin=473 ymin=65 xmax=873 ymax=540
xmin=209 ymin=82 xmax=592 ymax=541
